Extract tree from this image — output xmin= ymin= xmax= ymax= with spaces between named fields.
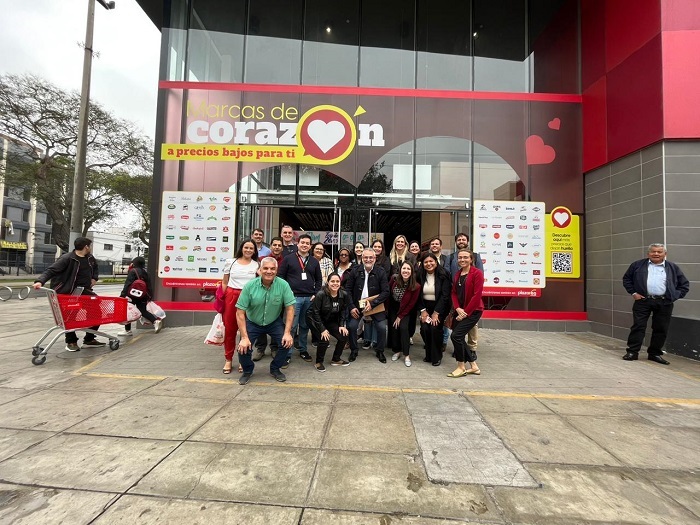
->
xmin=106 ymin=171 xmax=152 ymax=245
xmin=0 ymin=74 xmax=153 ymax=251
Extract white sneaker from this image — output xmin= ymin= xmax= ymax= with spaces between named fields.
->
xmin=117 ymin=330 xmax=133 ymax=337
xmin=153 ymin=319 xmax=163 ymax=334
xmin=391 ymin=352 xmax=401 ymax=361
xmin=405 ymin=357 xmax=412 ymax=367
xmin=409 ymin=337 xmax=414 ymax=345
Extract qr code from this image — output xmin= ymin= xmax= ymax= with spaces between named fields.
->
xmin=552 ymin=252 xmax=572 ymax=274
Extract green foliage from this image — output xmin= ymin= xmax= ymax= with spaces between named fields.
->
xmin=0 ymin=74 xmax=153 ymax=251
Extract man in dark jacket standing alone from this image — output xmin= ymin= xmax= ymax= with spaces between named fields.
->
xmin=622 ymin=243 xmax=689 ymax=365
xmin=33 ymin=237 xmax=105 ymax=351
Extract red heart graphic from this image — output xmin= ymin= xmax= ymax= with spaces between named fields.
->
xmin=548 ymin=118 xmax=561 ymax=130
xmin=525 ymin=135 xmax=556 ymax=165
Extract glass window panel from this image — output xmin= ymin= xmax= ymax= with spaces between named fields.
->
xmin=414 ymin=137 xmax=472 ymax=210
xmin=358 ymin=141 xmax=414 ymax=209
xmin=305 ymin=0 xmax=359 ymax=45
xmin=302 ymin=41 xmax=358 ymax=86
xmin=472 ymin=143 xmax=522 ymax=201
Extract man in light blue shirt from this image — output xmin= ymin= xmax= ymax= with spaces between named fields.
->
xmin=622 ymin=243 xmax=690 ymax=365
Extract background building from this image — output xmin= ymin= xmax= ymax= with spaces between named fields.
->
xmin=136 ymin=0 xmax=699 ymax=359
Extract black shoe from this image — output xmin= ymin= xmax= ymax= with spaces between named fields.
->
xmin=82 ymin=339 xmax=106 ymax=347
xmin=423 ymin=357 xmax=430 ymax=363
xmin=432 ymin=360 xmax=442 ymax=366
xmin=281 ymin=357 xmax=291 ymax=369
xmin=376 ymin=351 xmax=386 ymax=364
xmin=239 ymin=373 xmax=252 ymax=385
xmin=362 ymin=341 xmax=371 ymax=349
xmin=349 ymin=351 xmax=358 ymax=362
xmin=315 ymin=363 xmax=326 ymax=372
xmin=648 ymin=355 xmax=670 ymax=365
xmin=299 ymin=351 xmax=313 ymax=362
xmin=270 ymin=370 xmax=287 ymax=382
xmin=622 ymin=352 xmax=639 ymax=361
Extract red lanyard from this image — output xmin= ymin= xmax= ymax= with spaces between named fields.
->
xmin=297 ymin=254 xmax=307 ymax=271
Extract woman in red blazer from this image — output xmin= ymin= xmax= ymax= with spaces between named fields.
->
xmin=388 ymin=261 xmax=421 ymax=367
xmin=448 ymin=249 xmax=484 ymax=377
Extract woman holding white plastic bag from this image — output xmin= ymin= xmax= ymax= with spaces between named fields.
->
xmin=118 ymin=257 xmax=162 ymax=336
xmin=221 ymin=239 xmax=259 ymax=374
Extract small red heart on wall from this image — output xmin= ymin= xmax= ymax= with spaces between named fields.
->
xmin=548 ymin=118 xmax=561 ymax=130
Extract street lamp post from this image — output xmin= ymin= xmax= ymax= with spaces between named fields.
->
xmin=69 ymin=0 xmax=115 ymax=250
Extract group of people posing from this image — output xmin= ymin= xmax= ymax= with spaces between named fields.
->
xmin=219 ymin=227 xmax=485 ymax=385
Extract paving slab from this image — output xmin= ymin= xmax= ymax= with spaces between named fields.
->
xmin=94 ymin=494 xmax=302 ymax=524
xmin=236 ymin=384 xmax=336 ymax=404
xmin=491 ymin=464 xmax=700 ymax=525
xmin=308 ymin=450 xmax=502 ymax=522
xmin=537 ymin=398 xmax=651 ymax=417
xmin=0 ymin=368 xmax=73 ymax=390
xmin=325 ymin=404 xmax=418 ymax=454
xmin=467 ymin=394 xmax=553 ymax=414
xmin=0 ymin=389 xmax=128 ymax=431
xmin=67 ymin=393 xmax=228 ymax=440
xmin=335 ymin=389 xmax=406 ymax=408
xmin=301 ymin=508 xmax=478 ymax=524
xmin=190 ymin=400 xmax=331 ymax=448
xmin=0 ymin=428 xmax=55 ymax=462
xmin=632 ymin=407 xmax=700 ymax=428
xmin=483 ymin=412 xmax=622 ymax=466
xmin=0 ymin=387 xmax=32 ymax=406
xmin=566 ymin=415 xmax=700 ymax=470
xmin=130 ymin=442 xmax=319 ymax=506
xmin=0 ymin=483 xmax=116 ymax=525
xmin=0 ymin=433 xmax=178 ymax=492
xmin=645 ymin=470 xmax=700 ymax=518
xmin=141 ymin=377 xmax=242 ymax=399
xmin=48 ymin=374 xmax=162 ymax=394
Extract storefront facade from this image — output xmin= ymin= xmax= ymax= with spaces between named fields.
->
xmin=138 ymin=0 xmax=699 ymax=358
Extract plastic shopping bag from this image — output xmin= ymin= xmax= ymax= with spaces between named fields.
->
xmin=204 ymin=313 xmax=225 ymax=346
xmin=146 ymin=301 xmax=166 ymax=319
xmin=121 ymin=302 xmax=142 ymax=324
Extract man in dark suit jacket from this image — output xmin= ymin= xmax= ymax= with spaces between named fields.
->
xmin=621 ymin=243 xmax=689 ymax=365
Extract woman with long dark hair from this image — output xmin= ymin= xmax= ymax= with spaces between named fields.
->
xmin=448 ymin=249 xmax=484 ymax=377
xmin=352 ymin=241 xmax=365 ymax=264
xmin=221 ymin=239 xmax=259 ymax=374
xmin=372 ymin=239 xmax=392 ymax=278
xmin=118 ymin=256 xmax=161 ymax=336
xmin=334 ymin=247 xmax=354 ymax=280
xmin=417 ymin=253 xmax=452 ymax=366
xmin=308 ymin=272 xmax=350 ymax=371
xmin=388 ymin=262 xmax=421 ymax=366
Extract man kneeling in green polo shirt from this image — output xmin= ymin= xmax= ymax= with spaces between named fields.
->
xmin=236 ymin=256 xmax=296 ymax=385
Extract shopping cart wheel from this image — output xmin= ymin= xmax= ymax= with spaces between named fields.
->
xmin=31 ymin=346 xmax=44 ymax=356
xmin=32 ymin=355 xmax=46 ymax=366
xmin=109 ymin=340 xmax=120 ymax=351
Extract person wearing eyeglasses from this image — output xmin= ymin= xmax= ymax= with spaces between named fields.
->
xmin=335 ymin=248 xmax=355 ymax=280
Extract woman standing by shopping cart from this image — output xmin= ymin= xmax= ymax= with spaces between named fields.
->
xmin=118 ymin=257 xmax=162 ymax=336
xmin=221 ymin=239 xmax=259 ymax=374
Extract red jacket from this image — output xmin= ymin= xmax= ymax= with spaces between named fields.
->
xmin=390 ymin=276 xmax=421 ymax=318
xmin=451 ymin=266 xmax=484 ymax=316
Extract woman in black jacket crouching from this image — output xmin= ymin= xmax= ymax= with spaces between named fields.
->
xmin=308 ymin=272 xmax=350 ymax=371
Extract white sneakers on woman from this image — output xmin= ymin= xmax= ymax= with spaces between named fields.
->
xmin=405 ymin=357 xmax=412 ymax=367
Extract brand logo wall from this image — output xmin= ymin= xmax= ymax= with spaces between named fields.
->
xmin=161 ymin=103 xmax=383 ymax=166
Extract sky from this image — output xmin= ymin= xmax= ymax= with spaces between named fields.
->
xmin=0 ymin=0 xmax=161 ymax=140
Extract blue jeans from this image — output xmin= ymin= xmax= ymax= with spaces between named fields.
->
xmin=239 ymin=317 xmax=289 ymax=374
xmin=348 ymin=316 xmax=387 ymax=352
xmin=287 ymin=295 xmax=311 ymax=358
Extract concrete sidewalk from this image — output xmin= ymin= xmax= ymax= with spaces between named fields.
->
xmin=0 ymin=298 xmax=699 ymax=524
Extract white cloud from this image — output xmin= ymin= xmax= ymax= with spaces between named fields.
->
xmin=0 ymin=0 xmax=161 ymax=139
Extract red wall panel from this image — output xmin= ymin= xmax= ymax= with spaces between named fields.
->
xmin=582 ymin=77 xmax=607 ymax=172
xmin=662 ymin=30 xmax=700 ymax=137
xmin=605 ymin=0 xmax=661 ymax=71
xmin=581 ymin=0 xmax=607 ymax=91
xmin=662 ymin=0 xmax=700 ymax=30
xmin=606 ymin=35 xmax=664 ymax=161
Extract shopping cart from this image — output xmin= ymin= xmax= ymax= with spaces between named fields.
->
xmin=31 ymin=287 xmax=128 ymax=365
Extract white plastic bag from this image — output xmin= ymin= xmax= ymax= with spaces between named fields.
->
xmin=146 ymin=301 xmax=166 ymax=319
xmin=204 ymin=313 xmax=225 ymax=346
xmin=121 ymin=302 xmax=142 ymax=324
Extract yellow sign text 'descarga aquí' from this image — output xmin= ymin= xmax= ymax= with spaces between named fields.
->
xmin=161 ymin=103 xmax=384 ymax=166
xmin=545 ymin=206 xmax=580 ymax=278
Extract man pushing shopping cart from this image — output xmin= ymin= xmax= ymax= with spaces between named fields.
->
xmin=33 ymin=236 xmax=108 ymax=352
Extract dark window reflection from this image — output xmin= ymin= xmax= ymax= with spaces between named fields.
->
xmin=248 ymin=0 xmax=302 ymax=39
xmin=305 ymin=0 xmax=359 ymax=45
xmin=417 ymin=0 xmax=470 ymax=56
xmin=361 ymin=0 xmax=415 ymax=51
xmin=191 ymin=0 xmax=246 ymax=34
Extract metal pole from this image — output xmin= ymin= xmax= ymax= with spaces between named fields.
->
xmin=70 ymin=0 xmax=96 ymax=249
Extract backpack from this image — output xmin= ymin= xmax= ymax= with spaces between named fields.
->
xmin=127 ymin=269 xmax=150 ymax=301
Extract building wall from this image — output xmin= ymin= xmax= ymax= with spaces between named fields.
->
xmin=585 ymin=140 xmax=700 ymax=359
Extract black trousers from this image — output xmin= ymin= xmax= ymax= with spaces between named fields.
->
xmin=310 ymin=319 xmax=348 ymax=363
xmin=387 ymin=298 xmax=411 ymax=355
xmin=65 ymin=289 xmax=100 ymax=344
xmin=450 ymin=311 xmax=483 ymax=363
xmin=626 ymin=298 xmax=674 ymax=356
xmin=419 ymin=300 xmax=444 ymax=364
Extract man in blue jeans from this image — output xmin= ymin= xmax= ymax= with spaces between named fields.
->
xmin=277 ymin=233 xmax=322 ymax=367
xmin=236 ymin=257 xmax=296 ymax=384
